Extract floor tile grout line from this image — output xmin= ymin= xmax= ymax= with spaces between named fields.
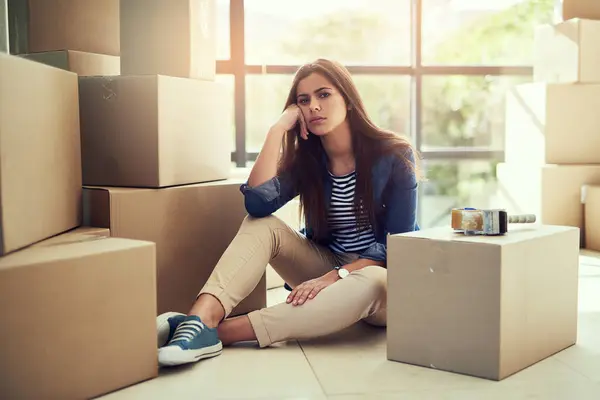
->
xmin=553 ymin=356 xmax=598 ymax=383
xmin=297 ymin=340 xmax=329 ymax=397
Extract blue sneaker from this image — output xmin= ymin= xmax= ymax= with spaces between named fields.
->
xmin=158 ymin=315 xmax=223 ymax=367
xmin=156 ymin=312 xmax=186 ymax=348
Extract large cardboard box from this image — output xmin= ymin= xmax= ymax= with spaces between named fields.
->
xmin=387 ymin=225 xmax=580 ymax=381
xmin=535 ymin=19 xmax=600 ymax=83
xmin=555 ymin=0 xmax=600 ymax=22
xmin=0 ymin=53 xmax=81 ymax=256
xmin=583 ymin=185 xmax=600 ymax=251
xmin=496 ymin=163 xmax=600 ymax=245
xmin=0 ymin=227 xmax=158 ymax=399
xmin=7 ymin=0 xmax=119 ymax=55
xmin=21 ymin=50 xmax=120 ymax=76
xmin=120 ymin=0 xmax=216 ymax=80
xmin=79 ymin=75 xmax=231 ymax=188
xmin=505 ymin=82 xmax=600 ymax=165
xmin=82 ymin=179 xmax=267 ymax=316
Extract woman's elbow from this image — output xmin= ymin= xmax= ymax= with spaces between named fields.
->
xmin=244 ymin=196 xmax=274 ymax=218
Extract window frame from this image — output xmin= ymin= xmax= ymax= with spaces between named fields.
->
xmin=219 ymin=0 xmax=535 ymax=225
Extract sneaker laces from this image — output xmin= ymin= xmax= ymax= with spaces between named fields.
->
xmin=168 ymin=318 xmax=206 ymax=345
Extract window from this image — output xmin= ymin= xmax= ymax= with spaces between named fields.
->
xmin=216 ymin=0 xmax=230 ymax=60
xmin=217 ymin=0 xmax=555 ymax=228
xmin=215 ymin=74 xmax=236 ymax=151
xmin=421 ymin=75 xmax=531 ymax=149
xmin=422 ymin=0 xmax=555 ymax=65
xmin=245 ymin=74 xmax=294 ymax=153
xmin=243 ymin=0 xmax=411 ymax=66
xmin=353 ymin=76 xmax=411 ymax=135
xmin=420 ymin=159 xmax=499 ymax=228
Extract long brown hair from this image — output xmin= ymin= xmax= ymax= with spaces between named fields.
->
xmin=278 ymin=59 xmax=422 ymax=241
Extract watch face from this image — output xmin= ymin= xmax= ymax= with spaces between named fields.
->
xmin=338 ymin=268 xmax=350 ymax=279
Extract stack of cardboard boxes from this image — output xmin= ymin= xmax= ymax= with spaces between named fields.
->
xmin=1 ymin=0 xmax=266 ymax=398
xmin=496 ymin=0 xmax=600 ymax=252
xmin=0 ymin=47 xmax=157 ymax=400
xmin=79 ymin=0 xmax=265 ymax=318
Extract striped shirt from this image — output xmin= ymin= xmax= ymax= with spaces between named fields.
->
xmin=327 ymin=170 xmax=377 ymax=254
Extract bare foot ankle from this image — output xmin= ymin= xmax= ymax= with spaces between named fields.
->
xmin=188 ymin=294 xmax=225 ymax=328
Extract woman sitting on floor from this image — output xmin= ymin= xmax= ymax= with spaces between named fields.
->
xmin=156 ymin=58 xmax=422 ymax=367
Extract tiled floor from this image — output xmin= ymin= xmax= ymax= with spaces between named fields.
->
xmin=101 ymin=251 xmax=600 ymax=399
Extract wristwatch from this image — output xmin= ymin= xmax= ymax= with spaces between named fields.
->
xmin=334 ymin=266 xmax=350 ymax=279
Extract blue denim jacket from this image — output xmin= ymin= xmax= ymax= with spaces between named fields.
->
xmin=239 ymin=150 xmax=419 ymax=263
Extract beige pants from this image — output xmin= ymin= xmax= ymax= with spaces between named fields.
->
xmin=199 ymin=215 xmax=387 ymax=348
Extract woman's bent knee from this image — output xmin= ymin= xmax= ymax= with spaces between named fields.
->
xmin=353 ymin=265 xmax=386 ymax=287
xmin=352 ymin=266 xmax=387 ymax=324
xmin=242 ymin=214 xmax=288 ymax=231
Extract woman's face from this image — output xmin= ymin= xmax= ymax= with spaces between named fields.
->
xmin=295 ymin=73 xmax=348 ymax=136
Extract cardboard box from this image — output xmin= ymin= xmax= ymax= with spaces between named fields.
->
xmin=0 ymin=227 xmax=158 ymax=399
xmin=82 ymin=179 xmax=266 ymax=316
xmin=20 ymin=50 xmax=120 ymax=76
xmin=120 ymin=0 xmax=216 ymax=79
xmin=0 ymin=53 xmax=81 ymax=255
xmin=387 ymin=225 xmax=580 ymax=381
xmin=496 ymin=163 xmax=600 ymax=244
xmin=78 ymin=75 xmax=231 ymax=188
xmin=8 ymin=0 xmax=119 ymax=55
xmin=583 ymin=185 xmax=600 ymax=251
xmin=505 ymin=82 xmax=600 ymax=165
xmin=535 ymin=19 xmax=600 ymax=83
xmin=543 ymin=165 xmax=600 ymax=233
xmin=555 ymin=0 xmax=600 ymax=22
